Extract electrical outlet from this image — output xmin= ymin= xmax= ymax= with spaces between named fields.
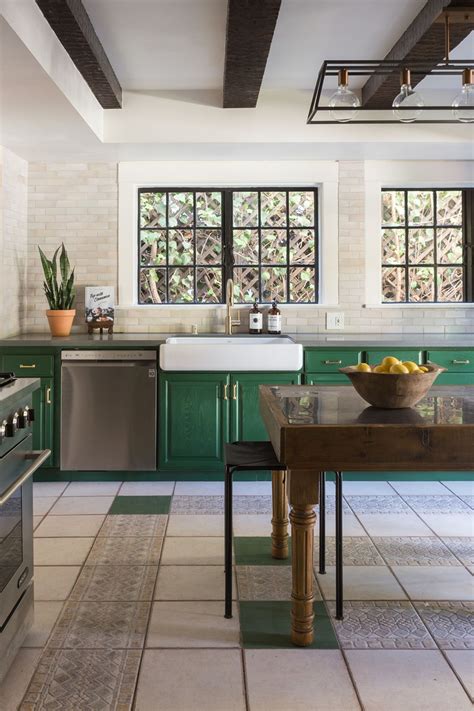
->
xmin=326 ymin=312 xmax=344 ymax=330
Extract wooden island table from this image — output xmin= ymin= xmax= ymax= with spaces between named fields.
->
xmin=259 ymin=384 xmax=474 ymax=647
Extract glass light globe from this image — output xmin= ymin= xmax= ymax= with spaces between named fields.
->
xmin=392 ymin=68 xmax=424 ymax=123
xmin=452 ymin=70 xmax=474 ymax=123
xmin=329 ymin=69 xmax=360 ymax=123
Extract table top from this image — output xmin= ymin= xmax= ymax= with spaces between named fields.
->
xmin=267 ymin=385 xmax=474 ymax=427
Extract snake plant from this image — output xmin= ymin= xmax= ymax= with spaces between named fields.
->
xmin=38 ymin=243 xmax=76 ymax=310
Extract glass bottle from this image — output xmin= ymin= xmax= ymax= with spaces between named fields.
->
xmin=249 ymin=300 xmax=263 ymax=334
xmin=268 ymin=300 xmax=282 ymax=335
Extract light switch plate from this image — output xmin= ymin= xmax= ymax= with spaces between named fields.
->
xmin=326 ymin=312 xmax=344 ymax=330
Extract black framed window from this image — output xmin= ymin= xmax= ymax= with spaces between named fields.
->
xmin=381 ymin=188 xmax=474 ymax=303
xmin=138 ymin=187 xmax=318 ymax=304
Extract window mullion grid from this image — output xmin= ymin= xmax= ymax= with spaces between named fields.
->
xmin=165 ymin=191 xmax=170 ymax=304
xmin=192 ymin=190 xmax=197 ymax=304
xmin=404 ymin=190 xmax=409 ymax=303
xmin=314 ymin=191 xmax=318 ymax=304
xmin=258 ymin=190 xmax=262 ymax=303
xmin=433 ymin=190 xmax=438 ymax=303
xmin=224 ymin=190 xmax=233 ymax=301
xmin=286 ymin=191 xmax=290 ymax=303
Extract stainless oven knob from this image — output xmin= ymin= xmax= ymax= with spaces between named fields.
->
xmin=27 ymin=407 xmax=35 ymax=423
xmin=5 ymin=413 xmax=18 ymax=437
xmin=0 ymin=420 xmax=5 ymax=444
xmin=18 ymin=408 xmax=28 ymax=428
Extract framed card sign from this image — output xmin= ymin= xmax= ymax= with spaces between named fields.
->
xmin=85 ymin=286 xmax=115 ymax=334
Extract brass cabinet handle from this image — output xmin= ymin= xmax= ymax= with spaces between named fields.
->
xmin=232 ymin=384 xmax=238 ymax=400
xmin=46 ymin=387 xmax=52 ymax=405
xmin=19 ymin=364 xmax=36 ymax=369
xmin=223 ymin=384 xmax=229 ymax=400
xmin=323 ymin=360 xmax=342 ymax=365
xmin=452 ymin=359 xmax=470 ymax=365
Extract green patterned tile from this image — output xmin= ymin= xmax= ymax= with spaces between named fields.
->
xmin=240 ymin=601 xmax=338 ymax=649
xmin=234 ymin=537 xmax=291 ymax=566
xmin=109 ymin=496 xmax=171 ymax=515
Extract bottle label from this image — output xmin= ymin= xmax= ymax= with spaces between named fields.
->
xmin=250 ymin=313 xmax=263 ymax=330
xmin=268 ymin=315 xmax=281 ymax=332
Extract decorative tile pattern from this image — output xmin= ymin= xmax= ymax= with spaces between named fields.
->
xmin=315 ymin=536 xmax=384 ymax=566
xmin=372 ymin=537 xmax=461 ymax=566
xmin=234 ymin=496 xmax=273 ymax=514
xmin=237 ymin=566 xmax=293 ymax=601
xmin=415 ymin=601 xmax=474 ymax=649
xmin=70 ymin=565 xmax=158 ymax=602
xmin=171 ymin=496 xmax=225 ymax=515
xmin=459 ymin=495 xmax=474 ymax=510
xmin=346 ymin=496 xmax=411 ymax=514
xmin=442 ymin=537 xmax=474 ymax=566
xmin=48 ymin=601 xmax=150 ymax=649
xmin=403 ymin=496 xmax=471 ymax=514
xmin=327 ymin=601 xmax=436 ymax=650
xmin=86 ymin=537 xmax=164 ymax=566
xmin=318 ymin=496 xmax=352 ymax=514
xmin=98 ymin=514 xmax=167 ymax=537
xmin=20 ymin=647 xmax=141 ymax=710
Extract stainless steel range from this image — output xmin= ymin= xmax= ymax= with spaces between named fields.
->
xmin=0 ymin=375 xmax=50 ymax=682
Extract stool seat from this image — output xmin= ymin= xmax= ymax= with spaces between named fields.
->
xmin=225 ymin=441 xmax=285 ymax=471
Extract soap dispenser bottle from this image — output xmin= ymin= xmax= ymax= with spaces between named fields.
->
xmin=249 ymin=300 xmax=263 ymax=334
xmin=268 ymin=300 xmax=282 ymax=335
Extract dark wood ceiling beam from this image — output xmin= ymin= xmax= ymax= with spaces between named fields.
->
xmin=35 ymin=0 xmax=121 ymax=108
xmin=223 ymin=0 xmax=281 ymax=108
xmin=362 ymin=0 xmax=474 ymax=109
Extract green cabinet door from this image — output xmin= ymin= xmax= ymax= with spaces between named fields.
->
xmin=159 ymin=372 xmax=230 ymax=471
xmin=231 ymin=372 xmax=300 ymax=441
xmin=304 ymin=373 xmax=350 ymax=385
xmin=41 ymin=378 xmax=54 ymax=466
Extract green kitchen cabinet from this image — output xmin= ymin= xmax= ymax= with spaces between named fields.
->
xmin=304 ymin=373 xmax=350 ymax=385
xmin=304 ymin=349 xmax=363 ymax=373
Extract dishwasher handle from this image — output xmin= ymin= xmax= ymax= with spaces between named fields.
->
xmin=0 ymin=449 xmax=51 ymax=506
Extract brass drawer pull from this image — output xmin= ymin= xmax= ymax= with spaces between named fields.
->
xmin=223 ymin=384 xmax=229 ymax=400
xmin=19 ymin=364 xmax=36 ymax=369
xmin=452 ymin=359 xmax=470 ymax=365
xmin=46 ymin=387 xmax=52 ymax=405
xmin=232 ymin=384 xmax=238 ymax=401
xmin=323 ymin=360 xmax=342 ymax=365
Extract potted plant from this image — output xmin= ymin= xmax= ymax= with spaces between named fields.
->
xmin=38 ymin=243 xmax=76 ymax=337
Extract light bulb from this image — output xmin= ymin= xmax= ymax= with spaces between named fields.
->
xmin=329 ymin=68 xmax=360 ymax=123
xmin=452 ymin=68 xmax=474 ymax=123
xmin=392 ymin=68 xmax=424 ymax=123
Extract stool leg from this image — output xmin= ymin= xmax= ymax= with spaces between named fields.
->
xmin=335 ymin=471 xmax=344 ymax=620
xmin=271 ymin=470 xmax=289 ymax=559
xmin=224 ymin=466 xmax=233 ymax=618
xmin=318 ymin=472 xmax=326 ymax=574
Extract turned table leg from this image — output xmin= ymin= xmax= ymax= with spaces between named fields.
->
xmin=271 ymin=470 xmax=288 ymax=559
xmin=288 ymin=470 xmax=319 ymax=647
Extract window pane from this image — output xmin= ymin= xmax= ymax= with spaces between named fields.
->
xmin=196 ymin=230 xmax=222 ymax=265
xmin=196 ymin=192 xmax=221 ymax=227
xmin=140 ymin=268 xmax=166 ymax=303
xmin=262 ymin=267 xmax=287 ymax=302
xmin=168 ymin=230 xmax=194 ymax=265
xmin=382 ymin=267 xmax=406 ymax=302
xmin=261 ymin=191 xmax=287 ymax=227
xmin=168 ymin=192 xmax=194 ymax=227
xmin=437 ymin=267 xmax=464 ymax=302
xmin=437 ymin=190 xmax=463 ymax=225
xmin=261 ymin=229 xmax=287 ymax=264
xmin=407 ymin=191 xmax=433 ymax=225
xmin=233 ymin=192 xmax=258 ymax=227
xmin=234 ymin=267 xmax=259 ymax=303
xmin=140 ymin=192 xmax=166 ymax=228
xmin=408 ymin=267 xmax=434 ymax=302
xmin=407 ymin=228 xmax=434 ymax=264
xmin=290 ymin=267 xmax=316 ymax=302
xmin=140 ymin=231 xmax=166 ymax=265
xmin=382 ymin=191 xmax=405 ymax=225
xmin=168 ymin=267 xmax=194 ymax=302
xmin=382 ymin=228 xmax=405 ymax=264
xmin=196 ymin=268 xmax=222 ymax=303
xmin=289 ymin=191 xmax=314 ymax=226
xmin=290 ymin=229 xmax=315 ymax=264
xmin=437 ymin=227 xmax=463 ymax=264
xmin=233 ymin=229 xmax=259 ymax=264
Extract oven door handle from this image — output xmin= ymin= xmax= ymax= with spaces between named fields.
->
xmin=0 ymin=449 xmax=51 ymax=506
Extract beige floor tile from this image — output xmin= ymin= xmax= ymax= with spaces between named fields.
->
xmin=22 ymin=601 xmax=63 ymax=647
xmin=33 ymin=482 xmax=68 ymax=497
xmin=155 ymin=565 xmax=236 ymax=600
xmin=389 ymin=481 xmax=452 ymax=495
xmin=446 ymin=650 xmax=474 ymax=700
xmin=119 ymin=481 xmax=175 ymax=495
xmin=420 ymin=514 xmax=474 ymax=537
xmin=34 ymin=537 xmax=94 ymax=565
xmin=442 ymin=481 xmax=474 ymax=496
xmin=167 ymin=514 xmax=224 ymax=537
xmin=34 ymin=566 xmax=81 ymax=601
xmin=233 ymin=514 xmax=273 ymax=537
xmin=346 ymin=649 xmax=472 ymax=711
xmin=357 ymin=513 xmax=432 ymax=536
xmin=35 ymin=515 xmax=105 ymax=537
xmin=343 ymin=481 xmax=394 ymax=495
xmin=49 ymin=496 xmax=114 ymax=515
xmin=161 ymin=537 xmax=225 ymax=565
xmin=33 ymin=516 xmax=43 ymax=530
xmin=317 ymin=566 xmax=406 ymax=600
xmin=63 ymin=481 xmax=121 ymax=496
xmin=174 ymin=481 xmax=224 ymax=495
xmin=135 ymin=649 xmax=246 ymax=711
xmin=323 ymin=514 xmax=368 ymax=537
xmin=0 ymin=648 xmax=42 ymax=711
xmin=392 ymin=566 xmax=474 ymax=600
xmin=146 ymin=601 xmax=240 ymax=648
xmin=233 ymin=481 xmax=272 ymax=495
xmin=33 ymin=497 xmax=57 ymax=516
xmin=245 ymin=649 xmax=360 ymax=711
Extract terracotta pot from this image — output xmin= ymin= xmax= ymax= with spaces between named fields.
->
xmin=46 ymin=309 xmax=76 ymax=337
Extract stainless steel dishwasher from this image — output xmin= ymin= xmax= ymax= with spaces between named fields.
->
xmin=61 ymin=350 xmax=157 ymax=471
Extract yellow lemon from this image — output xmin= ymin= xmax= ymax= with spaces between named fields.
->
xmin=373 ymin=364 xmax=389 ymax=373
xmin=419 ymin=366 xmax=429 ymax=373
xmin=382 ymin=356 xmax=400 ymax=367
xmin=356 ymin=362 xmax=371 ymax=372
xmin=402 ymin=361 xmax=419 ymax=373
xmin=409 ymin=368 xmax=423 ymax=374
xmin=390 ymin=363 xmax=409 ymax=374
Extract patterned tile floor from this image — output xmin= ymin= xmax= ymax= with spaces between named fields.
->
xmin=0 ymin=479 xmax=472 ymax=710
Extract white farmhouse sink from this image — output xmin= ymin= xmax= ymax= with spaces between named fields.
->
xmin=160 ymin=335 xmax=303 ymax=372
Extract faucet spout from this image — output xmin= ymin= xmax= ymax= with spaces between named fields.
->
xmin=225 ymin=278 xmax=240 ymax=335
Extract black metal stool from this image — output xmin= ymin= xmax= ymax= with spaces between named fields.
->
xmin=224 ymin=441 xmax=344 ymax=620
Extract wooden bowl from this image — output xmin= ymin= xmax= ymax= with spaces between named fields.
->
xmin=339 ymin=364 xmax=446 ymax=409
